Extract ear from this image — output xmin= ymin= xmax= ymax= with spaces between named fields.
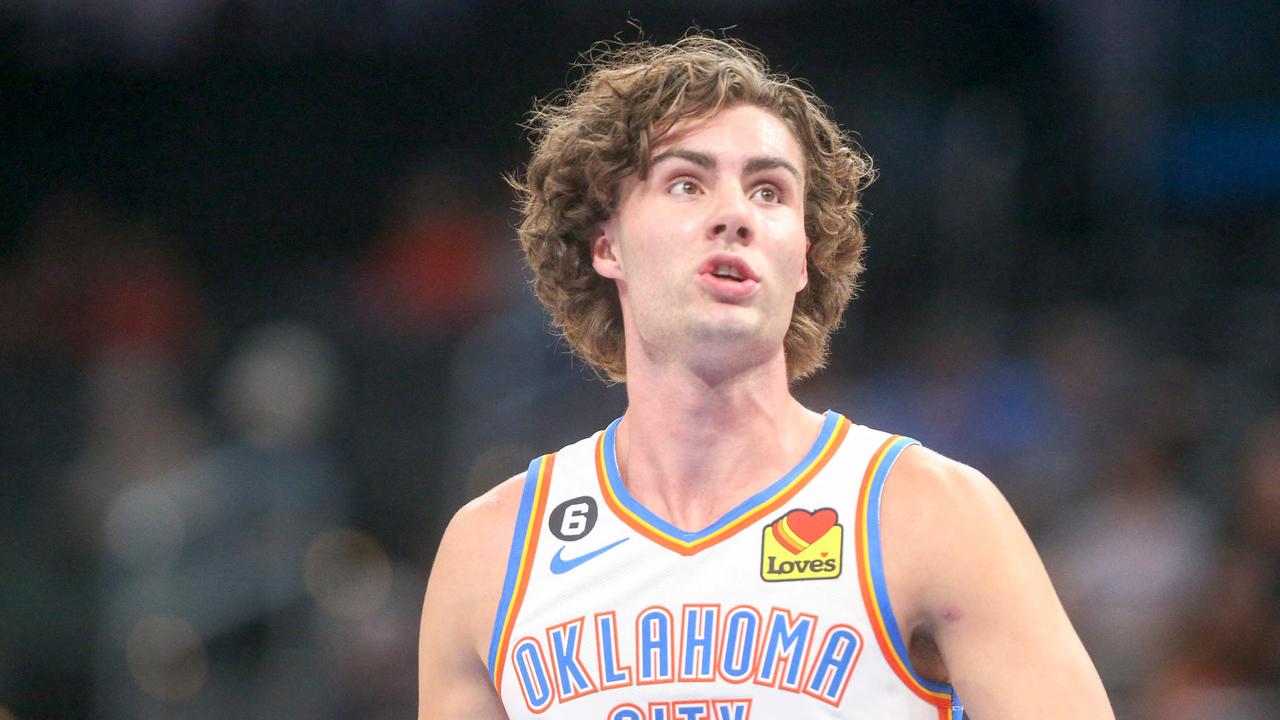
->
xmin=796 ymin=238 xmax=810 ymax=292
xmin=592 ymin=222 xmax=623 ymax=280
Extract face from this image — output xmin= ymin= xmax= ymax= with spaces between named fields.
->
xmin=593 ymin=104 xmax=809 ymax=374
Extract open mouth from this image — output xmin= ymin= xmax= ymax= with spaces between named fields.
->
xmin=698 ymin=255 xmax=758 ymax=283
xmin=710 ymin=264 xmax=746 ymax=281
xmin=697 ymin=254 xmax=759 ymax=298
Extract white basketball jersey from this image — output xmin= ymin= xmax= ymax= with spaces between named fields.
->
xmin=488 ymin=411 xmax=963 ymax=719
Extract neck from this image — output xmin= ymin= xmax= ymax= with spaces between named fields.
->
xmin=614 ymin=350 xmax=826 ymax=532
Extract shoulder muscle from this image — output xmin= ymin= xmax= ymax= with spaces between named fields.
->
xmin=880 ymin=445 xmax=1114 ymax=719
xmin=418 ymin=472 xmax=527 ymax=719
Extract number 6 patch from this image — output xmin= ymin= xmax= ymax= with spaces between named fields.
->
xmin=548 ymin=496 xmax=598 ymax=541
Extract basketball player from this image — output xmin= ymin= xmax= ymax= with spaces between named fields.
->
xmin=419 ymin=37 xmax=1114 ymax=719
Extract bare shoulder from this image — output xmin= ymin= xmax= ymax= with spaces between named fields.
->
xmin=882 ymin=445 xmax=1017 ymax=545
xmin=879 ymin=444 xmax=1036 ymax=623
xmin=418 ymin=472 xmax=528 ymax=719
xmin=445 ymin=472 xmax=529 ymax=559
xmin=885 ymin=443 xmax=1005 ymax=522
xmin=427 ymin=471 xmax=529 ymax=648
xmin=879 ymin=444 xmax=1115 ymax=718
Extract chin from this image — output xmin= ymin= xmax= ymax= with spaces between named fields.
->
xmin=691 ymin=318 xmax=787 ymax=357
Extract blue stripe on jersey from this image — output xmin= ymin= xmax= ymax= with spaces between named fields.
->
xmin=601 ymin=410 xmax=840 ymax=542
xmin=487 ymin=456 xmax=545 ymax=675
xmin=865 ymin=436 xmax=956 ymax=700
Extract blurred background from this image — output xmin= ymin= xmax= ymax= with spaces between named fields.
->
xmin=1 ymin=0 xmax=1277 ymax=718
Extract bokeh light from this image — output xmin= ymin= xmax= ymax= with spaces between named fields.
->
xmin=304 ymin=528 xmax=393 ymax=618
xmin=124 ymin=615 xmax=208 ymax=702
xmin=103 ymin=482 xmax=185 ymax=571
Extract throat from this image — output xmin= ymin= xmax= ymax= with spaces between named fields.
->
xmin=610 ymin=405 xmax=829 ymax=533
xmin=623 ymin=466 xmax=779 ymax=533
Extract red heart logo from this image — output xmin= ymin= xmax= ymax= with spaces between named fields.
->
xmin=784 ymin=508 xmax=837 ymax=544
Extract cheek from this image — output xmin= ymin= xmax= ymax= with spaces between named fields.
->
xmin=769 ymin=220 xmax=809 ymax=288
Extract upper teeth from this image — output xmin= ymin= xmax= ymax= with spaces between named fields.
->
xmin=714 ymin=264 xmax=743 ymax=279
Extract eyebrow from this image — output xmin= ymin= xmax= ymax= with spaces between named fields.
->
xmin=650 ymin=149 xmax=803 ymax=186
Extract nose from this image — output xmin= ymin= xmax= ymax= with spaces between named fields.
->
xmin=711 ymin=221 xmax=751 ymax=242
xmin=708 ymin=188 xmax=753 ymax=244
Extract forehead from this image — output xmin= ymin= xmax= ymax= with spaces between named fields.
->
xmin=650 ymin=104 xmax=804 ymax=168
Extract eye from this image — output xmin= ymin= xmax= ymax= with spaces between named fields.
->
xmin=667 ymin=179 xmax=702 ymax=197
xmin=751 ymin=185 xmax=782 ymax=204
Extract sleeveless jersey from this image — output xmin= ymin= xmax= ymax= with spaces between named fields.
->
xmin=488 ymin=411 xmax=963 ymax=720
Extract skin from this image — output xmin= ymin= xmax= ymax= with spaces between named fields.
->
xmin=419 ymin=104 xmax=1114 ymax=719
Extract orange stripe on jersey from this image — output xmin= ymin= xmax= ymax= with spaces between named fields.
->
xmin=491 ymin=453 xmax=555 ymax=692
xmin=596 ymin=413 xmax=851 ymax=556
xmin=854 ymin=436 xmax=954 ymax=709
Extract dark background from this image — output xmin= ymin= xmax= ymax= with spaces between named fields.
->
xmin=2 ymin=1 xmax=1278 ymax=718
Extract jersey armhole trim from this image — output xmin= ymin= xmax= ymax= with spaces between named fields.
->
xmin=854 ymin=436 xmax=962 ymax=714
xmin=487 ymin=453 xmax=556 ymax=692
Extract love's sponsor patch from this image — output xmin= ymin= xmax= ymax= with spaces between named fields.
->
xmin=761 ymin=508 xmax=842 ymax=582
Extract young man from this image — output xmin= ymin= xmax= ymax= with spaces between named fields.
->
xmin=419 ymin=37 xmax=1114 ymax=719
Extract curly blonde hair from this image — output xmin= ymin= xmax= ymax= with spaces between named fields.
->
xmin=513 ymin=35 xmax=873 ymax=382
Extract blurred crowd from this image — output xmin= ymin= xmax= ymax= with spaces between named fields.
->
xmin=3 ymin=1 xmax=1279 ymax=719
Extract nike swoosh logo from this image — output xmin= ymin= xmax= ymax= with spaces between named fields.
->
xmin=549 ymin=538 xmax=629 ymax=575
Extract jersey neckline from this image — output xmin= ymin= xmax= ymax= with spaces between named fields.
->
xmin=594 ymin=409 xmax=851 ymax=556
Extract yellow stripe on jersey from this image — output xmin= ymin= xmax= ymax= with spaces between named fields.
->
xmin=490 ymin=453 xmax=556 ymax=691
xmin=596 ymin=414 xmax=851 ymax=556
xmin=854 ymin=436 xmax=955 ymax=712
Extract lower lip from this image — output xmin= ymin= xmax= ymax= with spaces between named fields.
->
xmin=697 ymin=272 xmax=759 ymax=299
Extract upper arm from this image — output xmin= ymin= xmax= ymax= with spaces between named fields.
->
xmin=881 ymin=446 xmax=1114 ymax=719
xmin=418 ymin=475 xmax=523 ymax=720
